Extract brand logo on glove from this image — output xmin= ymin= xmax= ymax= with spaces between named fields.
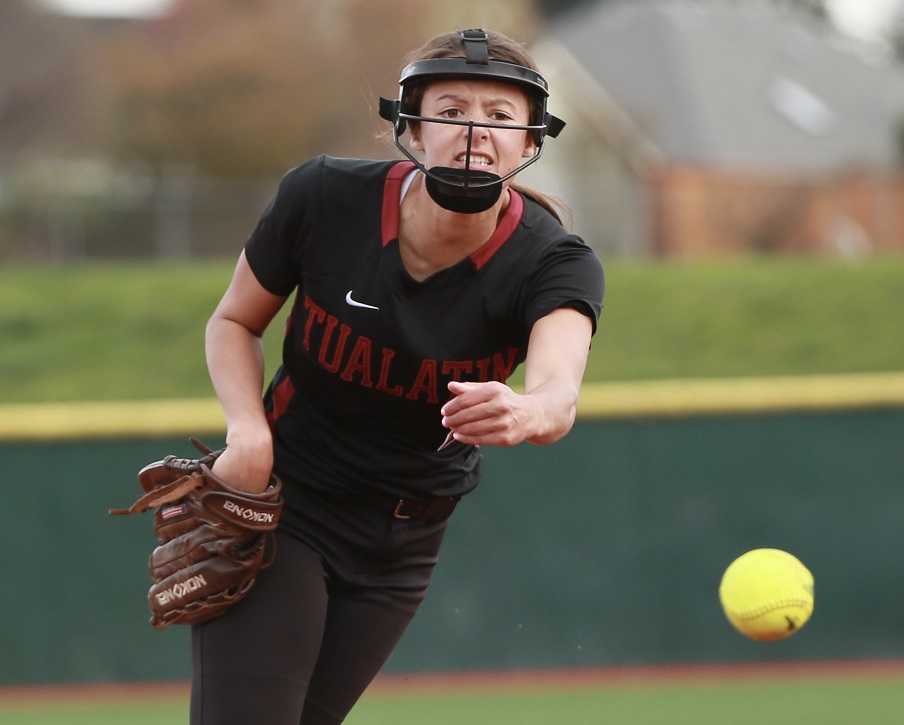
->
xmin=156 ymin=574 xmax=208 ymax=606
xmin=223 ymin=500 xmax=275 ymax=524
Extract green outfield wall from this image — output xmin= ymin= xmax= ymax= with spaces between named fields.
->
xmin=3 ymin=374 xmax=904 ymax=685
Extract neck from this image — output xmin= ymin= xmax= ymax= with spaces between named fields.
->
xmin=400 ymin=175 xmax=509 ymax=262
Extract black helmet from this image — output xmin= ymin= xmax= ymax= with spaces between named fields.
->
xmin=379 ymin=28 xmax=565 ymax=214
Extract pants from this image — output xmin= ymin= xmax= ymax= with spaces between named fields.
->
xmin=190 ymin=485 xmax=449 ymax=725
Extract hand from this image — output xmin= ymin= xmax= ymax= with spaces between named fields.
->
xmin=211 ymin=423 xmax=274 ymax=493
xmin=440 ymin=380 xmax=544 ymax=447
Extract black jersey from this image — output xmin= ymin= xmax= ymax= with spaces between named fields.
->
xmin=244 ymin=156 xmax=603 ymax=499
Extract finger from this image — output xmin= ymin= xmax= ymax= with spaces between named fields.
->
xmin=451 ymin=418 xmax=509 ymax=439
xmin=447 ymin=380 xmax=481 ymax=394
xmin=442 ymin=400 xmax=504 ymax=428
xmin=442 ymin=381 xmax=501 ymax=416
xmin=442 ymin=381 xmax=482 ymax=414
xmin=452 ymin=429 xmax=519 ymax=447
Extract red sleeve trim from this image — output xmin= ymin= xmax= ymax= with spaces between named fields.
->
xmin=470 ymin=189 xmax=524 ymax=270
xmin=381 ymin=161 xmax=417 ymax=246
xmin=266 ymin=374 xmax=296 ymax=429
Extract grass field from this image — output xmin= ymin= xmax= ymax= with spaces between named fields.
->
xmin=1 ymin=256 xmax=903 ymax=403
xmin=3 ymin=667 xmax=903 ymax=725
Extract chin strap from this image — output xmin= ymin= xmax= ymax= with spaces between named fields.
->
xmin=424 ymin=167 xmax=502 ymax=214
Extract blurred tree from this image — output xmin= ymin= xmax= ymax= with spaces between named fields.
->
xmin=96 ymin=0 xmax=540 ymax=177
xmin=0 ymin=0 xmax=96 ymax=155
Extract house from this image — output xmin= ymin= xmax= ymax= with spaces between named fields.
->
xmin=522 ymin=0 xmax=904 ymax=255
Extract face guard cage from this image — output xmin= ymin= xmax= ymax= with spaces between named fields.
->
xmin=378 ymin=28 xmax=566 ymax=213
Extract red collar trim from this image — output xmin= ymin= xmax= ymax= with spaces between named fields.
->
xmin=470 ymin=189 xmax=523 ymax=270
xmin=381 ymin=164 xmax=524 ymax=269
xmin=381 ymin=161 xmax=416 ymax=246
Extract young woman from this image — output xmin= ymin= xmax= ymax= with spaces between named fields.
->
xmin=196 ymin=28 xmax=604 ymax=725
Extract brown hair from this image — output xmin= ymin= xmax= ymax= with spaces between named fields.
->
xmin=401 ymin=30 xmax=569 ymax=226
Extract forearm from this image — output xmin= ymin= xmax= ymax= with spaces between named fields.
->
xmin=523 ymin=377 xmax=580 ymax=445
xmin=206 ymin=317 xmax=269 ymax=430
xmin=520 ymin=309 xmax=592 ymax=446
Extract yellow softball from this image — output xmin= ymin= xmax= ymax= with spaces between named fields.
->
xmin=719 ymin=548 xmax=814 ymax=641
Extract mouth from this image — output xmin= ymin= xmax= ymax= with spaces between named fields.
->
xmin=453 ymin=151 xmax=494 ymax=169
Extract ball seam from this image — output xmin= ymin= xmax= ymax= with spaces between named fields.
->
xmin=729 ymin=597 xmax=812 ymax=621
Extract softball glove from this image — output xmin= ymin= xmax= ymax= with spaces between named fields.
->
xmin=110 ymin=437 xmax=284 ymax=629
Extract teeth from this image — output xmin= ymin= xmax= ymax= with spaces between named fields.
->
xmin=457 ymin=154 xmax=492 ymax=166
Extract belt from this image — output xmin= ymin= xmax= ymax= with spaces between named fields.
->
xmin=389 ymin=495 xmax=460 ymax=524
xmin=297 ymin=485 xmax=460 ymax=525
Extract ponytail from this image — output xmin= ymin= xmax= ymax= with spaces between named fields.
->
xmin=510 ymin=182 xmax=572 ymax=230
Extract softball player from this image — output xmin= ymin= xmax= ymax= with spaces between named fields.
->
xmin=196 ymin=28 xmax=604 ymax=725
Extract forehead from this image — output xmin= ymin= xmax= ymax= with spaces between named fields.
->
xmin=420 ymin=78 xmax=530 ymax=108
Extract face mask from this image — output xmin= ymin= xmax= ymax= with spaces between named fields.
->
xmin=379 ymin=28 xmax=565 ymax=214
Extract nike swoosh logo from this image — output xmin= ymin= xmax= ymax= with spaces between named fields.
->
xmin=345 ymin=290 xmax=380 ymax=310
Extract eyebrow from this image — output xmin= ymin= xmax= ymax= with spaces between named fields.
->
xmin=432 ymin=93 xmax=518 ymax=110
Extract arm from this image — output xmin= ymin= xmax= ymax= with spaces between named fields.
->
xmin=441 ymin=307 xmax=593 ymax=447
xmin=206 ymin=251 xmax=288 ymax=491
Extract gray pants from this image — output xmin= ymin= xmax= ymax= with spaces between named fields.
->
xmin=191 ymin=485 xmax=449 ymax=724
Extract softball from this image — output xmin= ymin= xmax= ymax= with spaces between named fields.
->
xmin=718 ymin=548 xmax=814 ymax=641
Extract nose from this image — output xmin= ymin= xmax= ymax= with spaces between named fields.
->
xmin=473 ymin=126 xmax=490 ymax=145
xmin=462 ymin=118 xmax=491 ymax=143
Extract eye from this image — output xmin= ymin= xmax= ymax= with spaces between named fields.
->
xmin=439 ymin=108 xmax=463 ymax=119
xmin=491 ymin=111 xmax=514 ymax=122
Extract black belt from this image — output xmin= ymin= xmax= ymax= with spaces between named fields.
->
xmin=389 ymin=495 xmax=459 ymax=523
xmin=298 ymin=485 xmax=460 ymax=525
xmin=352 ymin=491 xmax=459 ymax=524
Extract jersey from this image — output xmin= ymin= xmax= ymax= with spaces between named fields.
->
xmin=244 ymin=156 xmax=604 ymax=500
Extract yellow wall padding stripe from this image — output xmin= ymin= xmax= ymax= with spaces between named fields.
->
xmin=0 ymin=398 xmax=226 ymax=442
xmin=576 ymin=372 xmax=904 ymax=419
xmin=1 ymin=372 xmax=903 ymax=442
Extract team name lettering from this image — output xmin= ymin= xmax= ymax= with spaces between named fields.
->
xmin=156 ymin=574 xmax=207 ymax=606
xmin=301 ymin=294 xmax=519 ymax=402
xmin=223 ymin=500 xmax=275 ymax=523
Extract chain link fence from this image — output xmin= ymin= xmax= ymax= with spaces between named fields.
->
xmin=0 ymin=159 xmax=277 ymax=261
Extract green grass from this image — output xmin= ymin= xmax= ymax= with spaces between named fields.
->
xmin=598 ymin=256 xmax=904 ymax=381
xmin=2 ymin=699 xmax=186 ymax=725
xmin=1 ymin=256 xmax=903 ymax=403
xmin=3 ymin=677 xmax=903 ymax=725
xmin=351 ymin=680 xmax=904 ymax=725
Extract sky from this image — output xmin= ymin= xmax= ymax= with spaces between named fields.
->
xmin=35 ymin=0 xmax=904 ymax=42
xmin=38 ymin=0 xmax=174 ymax=17
xmin=826 ymin=0 xmax=901 ymax=41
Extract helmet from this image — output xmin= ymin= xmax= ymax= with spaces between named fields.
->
xmin=379 ymin=28 xmax=565 ymax=214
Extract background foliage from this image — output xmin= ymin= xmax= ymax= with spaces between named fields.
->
xmin=4 ymin=0 xmax=539 ymax=176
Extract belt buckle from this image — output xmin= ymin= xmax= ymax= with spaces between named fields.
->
xmin=392 ymin=499 xmax=413 ymax=520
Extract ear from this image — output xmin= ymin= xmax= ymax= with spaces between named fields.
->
xmin=522 ymin=137 xmax=537 ymax=158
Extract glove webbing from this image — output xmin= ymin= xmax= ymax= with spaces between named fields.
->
xmin=109 ymin=473 xmax=204 ymax=516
